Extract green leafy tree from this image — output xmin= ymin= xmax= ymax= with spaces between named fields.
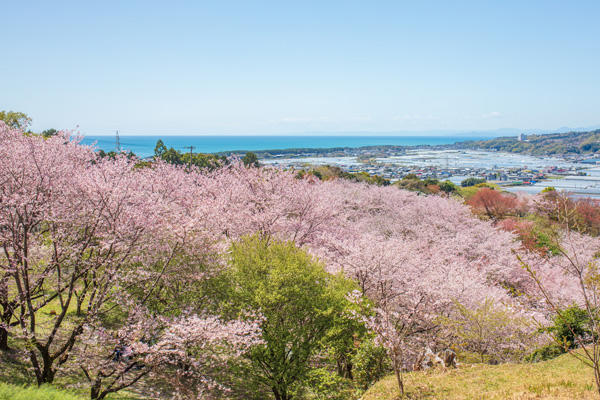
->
xmin=242 ymin=152 xmax=260 ymax=167
xmin=153 ymin=139 xmax=225 ymax=170
xmin=526 ymin=343 xmax=565 ymax=362
xmin=461 ymin=177 xmax=486 ymax=187
xmin=154 ymin=139 xmax=167 ymax=157
xmin=359 ymin=172 xmax=390 ymax=186
xmin=182 ymin=152 xmax=225 ymax=170
xmin=298 ymin=368 xmax=355 ymax=400
xmin=321 ymin=286 xmax=370 ymax=382
xmin=0 ymin=110 xmax=31 ymax=130
xmin=351 ymin=339 xmax=391 ymax=391
xmin=41 ymin=128 xmax=58 ymax=137
xmin=97 ymin=149 xmax=117 ymax=159
xmin=162 ymin=147 xmax=183 ymax=165
xmin=395 ymin=175 xmax=441 ymax=194
xmin=546 ymin=305 xmax=593 ymax=349
xmin=224 ymin=236 xmax=359 ymax=400
xmin=439 ymin=180 xmax=458 ymax=194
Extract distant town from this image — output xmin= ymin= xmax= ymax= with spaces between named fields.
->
xmin=262 ymin=149 xmax=586 ymax=186
xmin=223 ymin=130 xmax=600 ymax=193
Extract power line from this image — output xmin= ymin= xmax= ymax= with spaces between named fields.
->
xmin=186 ymin=145 xmax=195 ymax=168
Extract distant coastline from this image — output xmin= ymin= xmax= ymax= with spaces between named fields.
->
xmin=82 ymin=129 xmax=600 ymax=160
xmin=81 ymin=135 xmax=491 ymax=158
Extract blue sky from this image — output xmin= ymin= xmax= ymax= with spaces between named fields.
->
xmin=1 ymin=1 xmax=599 ymax=135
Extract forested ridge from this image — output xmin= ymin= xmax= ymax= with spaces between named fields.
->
xmin=459 ymin=129 xmax=600 ymax=156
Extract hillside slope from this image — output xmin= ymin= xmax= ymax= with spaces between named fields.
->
xmin=460 ymin=130 xmax=600 ymax=156
xmin=363 ymin=353 xmax=595 ymax=400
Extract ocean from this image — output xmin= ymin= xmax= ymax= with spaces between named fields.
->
xmin=80 ymin=135 xmax=489 ymax=158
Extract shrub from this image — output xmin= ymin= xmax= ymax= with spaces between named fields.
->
xmin=297 ymin=368 xmax=356 ymax=400
xmin=546 ymin=306 xmax=593 ymax=349
xmin=351 ymin=339 xmax=391 ymax=391
xmin=395 ymin=176 xmax=442 ymax=195
xmin=525 ymin=344 xmax=565 ymax=363
xmin=439 ymin=180 xmax=459 ymax=194
xmin=466 ymin=188 xmax=519 ymax=220
xmin=461 ymin=177 xmax=486 ymax=187
xmin=242 ymin=151 xmax=260 ymax=167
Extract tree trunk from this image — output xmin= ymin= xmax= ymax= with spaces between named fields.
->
xmin=34 ymin=348 xmax=56 ymax=385
xmin=36 ymin=367 xmax=56 ymax=385
xmin=345 ymin=362 xmax=353 ymax=380
xmin=336 ymin=357 xmax=353 ymax=379
xmin=76 ymin=296 xmax=84 ymax=316
xmin=0 ymin=327 xmax=8 ymax=351
xmin=272 ymin=388 xmax=291 ymax=400
xmin=395 ymin=367 xmax=404 ymax=397
xmin=393 ymin=357 xmax=404 ymax=397
xmin=39 ymin=364 xmax=56 ymax=385
xmin=90 ymin=380 xmax=110 ymax=400
xmin=594 ymin=363 xmax=600 ymax=398
xmin=90 ymin=382 xmax=109 ymax=400
xmin=90 ymin=380 xmax=101 ymax=400
xmin=0 ymin=278 xmax=13 ymax=351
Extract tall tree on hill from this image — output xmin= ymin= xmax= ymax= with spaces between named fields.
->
xmin=0 ymin=110 xmax=31 ymax=130
xmin=223 ymin=236 xmax=358 ymax=400
xmin=242 ymin=151 xmax=260 ymax=167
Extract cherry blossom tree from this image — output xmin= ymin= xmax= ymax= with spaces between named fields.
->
xmin=0 ymin=123 xmax=96 ymax=354
xmin=73 ymin=309 xmax=261 ymax=400
xmin=519 ymin=223 xmax=600 ymax=395
xmin=201 ymin=164 xmax=341 ymax=247
xmin=0 ymin=124 xmax=260 ymax=398
xmin=299 ymin=180 xmax=545 ymax=395
xmin=198 ymin=168 xmax=549 ymax=395
xmin=4 ymin=120 xmax=592 ymax=399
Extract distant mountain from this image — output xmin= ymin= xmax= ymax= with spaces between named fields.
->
xmin=550 ymin=125 xmax=600 ymax=134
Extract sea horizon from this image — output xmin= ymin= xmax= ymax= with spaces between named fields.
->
xmin=81 ymin=134 xmax=493 ymax=157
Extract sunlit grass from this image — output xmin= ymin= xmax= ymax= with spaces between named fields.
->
xmin=0 ymin=383 xmax=83 ymax=400
xmin=363 ymin=352 xmax=596 ymax=400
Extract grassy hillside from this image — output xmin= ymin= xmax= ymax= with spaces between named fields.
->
xmin=363 ymin=353 xmax=596 ymax=400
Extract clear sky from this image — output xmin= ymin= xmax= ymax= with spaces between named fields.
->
xmin=1 ymin=1 xmax=599 ymax=135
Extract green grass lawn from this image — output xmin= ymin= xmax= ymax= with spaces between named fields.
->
xmin=0 ymin=383 xmax=84 ymax=400
xmin=0 ymin=350 xmax=141 ymax=400
xmin=363 ymin=352 xmax=597 ymax=400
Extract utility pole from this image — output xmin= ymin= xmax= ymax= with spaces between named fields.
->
xmin=186 ymin=145 xmax=195 ymax=168
xmin=115 ymin=130 xmax=121 ymax=153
